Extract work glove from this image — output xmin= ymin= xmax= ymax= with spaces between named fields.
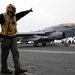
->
xmin=29 ymin=8 xmax=33 ymax=12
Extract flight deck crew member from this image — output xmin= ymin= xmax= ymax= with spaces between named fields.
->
xmin=0 ymin=4 xmax=33 ymax=75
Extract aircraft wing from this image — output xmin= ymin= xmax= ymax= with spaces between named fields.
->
xmin=16 ymin=32 xmax=50 ymax=41
xmin=16 ymin=32 xmax=45 ymax=36
xmin=16 ymin=30 xmax=65 ymax=42
xmin=16 ymin=30 xmax=56 ymax=36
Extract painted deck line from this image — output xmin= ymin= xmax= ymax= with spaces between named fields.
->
xmin=0 ymin=65 xmax=34 ymax=75
xmin=18 ymin=50 xmax=75 ymax=54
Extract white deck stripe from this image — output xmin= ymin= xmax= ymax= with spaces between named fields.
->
xmin=18 ymin=50 xmax=75 ymax=54
xmin=0 ymin=49 xmax=75 ymax=54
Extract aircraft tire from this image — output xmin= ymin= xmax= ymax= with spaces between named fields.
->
xmin=64 ymin=43 xmax=69 ymax=46
xmin=33 ymin=42 xmax=38 ymax=46
xmin=21 ymin=41 xmax=23 ymax=44
xmin=42 ymin=43 xmax=46 ymax=46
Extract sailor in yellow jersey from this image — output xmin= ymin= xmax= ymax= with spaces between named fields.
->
xmin=0 ymin=4 xmax=33 ymax=75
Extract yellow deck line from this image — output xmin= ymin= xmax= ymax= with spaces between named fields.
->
xmin=0 ymin=65 xmax=34 ymax=75
xmin=24 ymin=72 xmax=34 ymax=75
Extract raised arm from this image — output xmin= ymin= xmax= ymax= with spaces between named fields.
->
xmin=16 ymin=8 xmax=33 ymax=21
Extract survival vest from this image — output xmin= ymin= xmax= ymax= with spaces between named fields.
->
xmin=1 ymin=13 xmax=17 ymax=37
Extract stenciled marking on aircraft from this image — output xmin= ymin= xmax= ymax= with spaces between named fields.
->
xmin=18 ymin=50 xmax=75 ymax=54
xmin=0 ymin=65 xmax=34 ymax=75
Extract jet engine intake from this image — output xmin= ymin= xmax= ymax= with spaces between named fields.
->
xmin=49 ymin=31 xmax=66 ymax=40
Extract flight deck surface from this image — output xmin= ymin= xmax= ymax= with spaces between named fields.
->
xmin=0 ymin=43 xmax=75 ymax=75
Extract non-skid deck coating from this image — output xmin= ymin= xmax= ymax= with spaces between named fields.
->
xmin=0 ymin=43 xmax=75 ymax=75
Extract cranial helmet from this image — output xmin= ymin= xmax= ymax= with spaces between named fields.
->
xmin=6 ymin=4 xmax=16 ymax=14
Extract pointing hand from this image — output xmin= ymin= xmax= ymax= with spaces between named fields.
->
xmin=30 ymin=8 xmax=33 ymax=12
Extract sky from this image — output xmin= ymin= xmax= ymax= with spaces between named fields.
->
xmin=0 ymin=0 xmax=75 ymax=32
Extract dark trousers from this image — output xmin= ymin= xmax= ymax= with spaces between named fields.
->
xmin=1 ymin=37 xmax=21 ymax=70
